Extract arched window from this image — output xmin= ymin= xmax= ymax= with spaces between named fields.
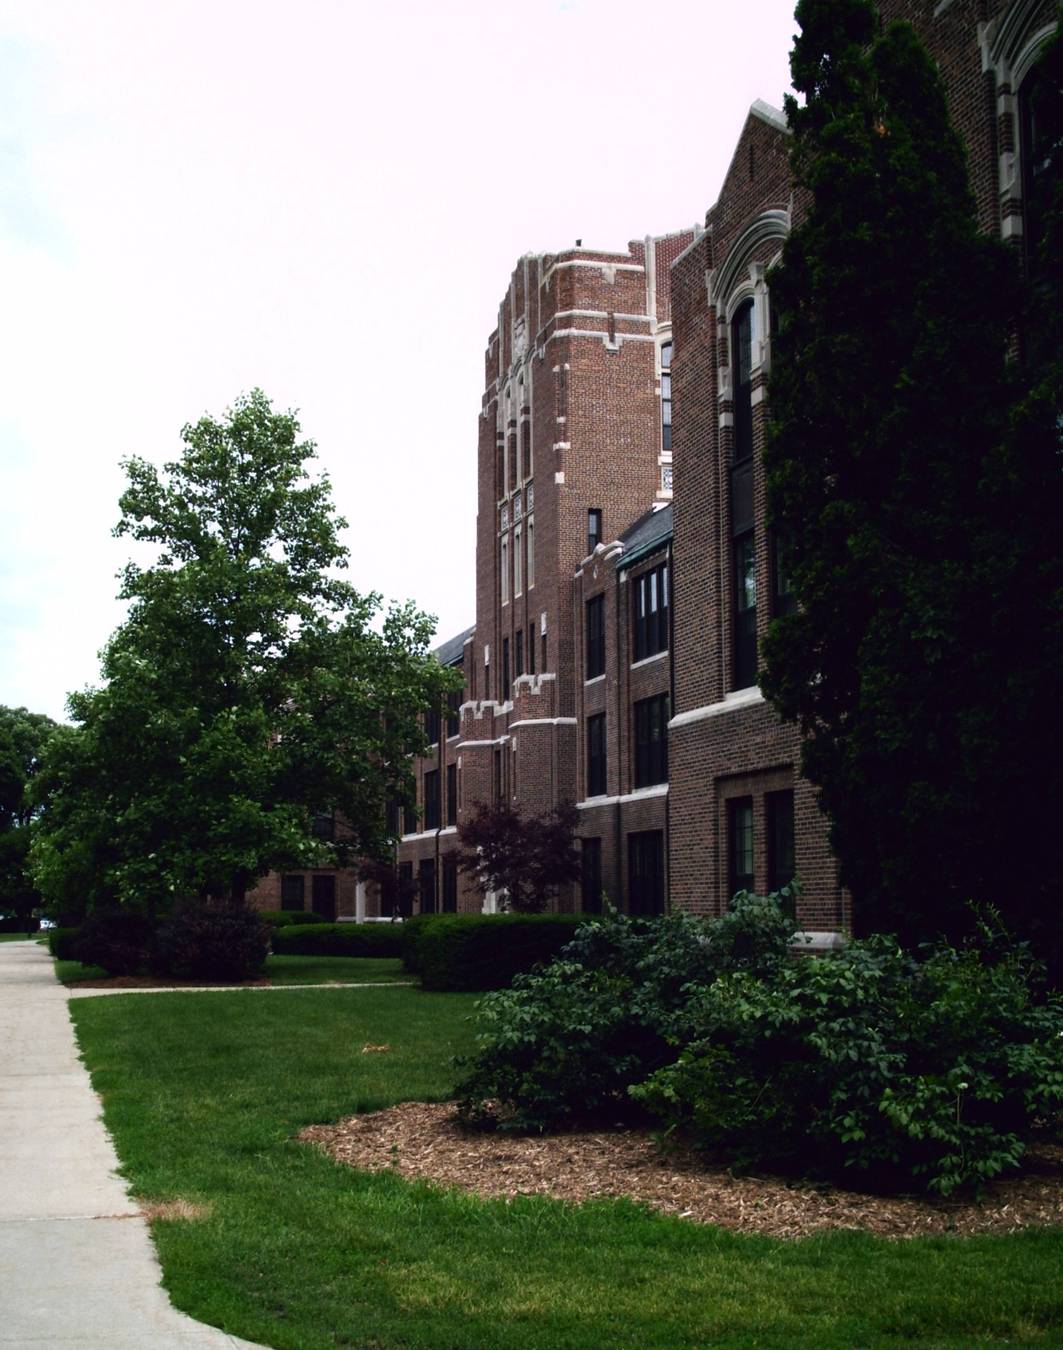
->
xmin=1018 ymin=55 xmax=1061 ymax=285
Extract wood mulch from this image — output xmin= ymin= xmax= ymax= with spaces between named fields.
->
xmin=299 ymin=1101 xmax=1063 ymax=1240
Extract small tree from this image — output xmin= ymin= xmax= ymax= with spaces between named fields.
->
xmin=761 ymin=0 xmax=1063 ymax=957
xmin=31 ymin=391 xmax=457 ymax=917
xmin=0 ymin=707 xmax=57 ymax=929
xmin=456 ymin=801 xmax=581 ymax=914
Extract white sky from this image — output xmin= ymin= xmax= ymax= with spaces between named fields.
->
xmin=1 ymin=0 xmax=797 ymax=723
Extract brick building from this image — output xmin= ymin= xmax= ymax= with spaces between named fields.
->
xmin=397 ymin=234 xmax=695 ymax=912
xmin=273 ymin=0 xmax=1059 ymax=933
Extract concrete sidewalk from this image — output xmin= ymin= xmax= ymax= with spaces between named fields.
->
xmin=0 ymin=940 xmax=264 ymax=1347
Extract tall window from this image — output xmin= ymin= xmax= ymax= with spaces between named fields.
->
xmin=1019 ymin=59 xmax=1059 ymax=284
xmin=442 ymin=854 xmax=458 ymax=912
xmin=734 ymin=532 xmax=758 ymax=689
xmin=628 ymin=831 xmax=665 ymax=914
xmin=396 ymin=862 xmax=414 ymax=917
xmin=771 ymin=534 xmax=795 ymax=619
xmin=581 ymin=838 xmax=603 ymax=913
xmin=728 ymin=797 xmax=755 ymax=898
xmin=587 ymin=507 xmax=602 ymax=556
xmin=281 ymin=874 xmax=305 ymax=911
xmin=766 ymin=790 xmax=795 ymax=898
xmin=446 ymin=688 xmax=461 ymax=737
xmin=425 ymin=704 xmax=441 ymax=746
xmin=515 ymin=629 xmax=524 ymax=677
xmin=527 ymin=515 xmax=535 ymax=588
xmin=501 ymin=637 xmax=510 ymax=702
xmin=732 ymin=299 xmax=754 ymax=464
xmin=403 ymin=800 xmax=418 ymax=836
xmin=527 ymin=622 xmax=536 ymax=674
xmin=493 ymin=748 xmax=503 ymax=802
xmin=633 ymin=561 xmax=670 ymax=661
xmin=311 ymin=874 xmax=336 ymax=921
xmin=660 ymin=341 xmax=672 ymax=451
xmin=500 ymin=533 xmax=510 ymax=604
xmin=585 ymin=594 xmax=605 ymax=679
xmin=586 ymin=713 xmax=607 ymax=797
xmin=446 ymin=762 xmax=458 ymax=828
xmin=514 ymin=524 xmax=522 ymax=596
xmin=496 ymin=435 xmax=505 ymax=500
xmin=423 ymin=770 xmax=440 ymax=831
xmin=522 ymin=418 xmax=533 ymax=480
xmin=419 ymin=858 xmax=436 ymax=914
xmin=633 ymin=694 xmax=669 ymax=788
xmin=312 ymin=811 xmax=335 ymax=840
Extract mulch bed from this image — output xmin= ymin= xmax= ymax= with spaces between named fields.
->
xmin=299 ymin=1101 xmax=1063 ymax=1240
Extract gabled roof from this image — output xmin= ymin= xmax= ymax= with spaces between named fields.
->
xmin=434 ymin=624 xmax=475 ymax=668
xmin=616 ymin=503 xmax=672 ymax=572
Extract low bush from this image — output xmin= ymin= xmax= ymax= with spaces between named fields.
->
xmin=631 ymin=931 xmax=1063 ymax=1196
xmin=270 ymin=922 xmax=405 ymax=958
xmin=455 ymin=898 xmax=794 ymax=1130
xmin=0 ymin=915 xmax=38 ymax=934
xmin=155 ymin=905 xmax=269 ymax=982
xmin=400 ymin=912 xmax=445 ymax=974
xmin=259 ymin=909 xmax=327 ymax=929
xmin=73 ymin=911 xmax=155 ymax=975
xmin=48 ymin=926 xmax=82 ymax=960
xmin=416 ymin=913 xmax=587 ymax=993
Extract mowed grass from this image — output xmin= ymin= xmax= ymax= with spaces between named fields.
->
xmin=55 ymin=954 xmax=408 ymax=986
xmin=71 ymin=988 xmax=1063 ymax=1350
xmin=0 ymin=930 xmax=40 ymax=942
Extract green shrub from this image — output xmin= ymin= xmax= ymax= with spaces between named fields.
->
xmin=455 ymin=897 xmax=797 ymax=1131
xmin=155 ymin=905 xmax=269 ymax=982
xmin=48 ymin=926 xmax=81 ymax=960
xmin=416 ymin=913 xmax=587 ymax=993
xmin=73 ymin=911 xmax=155 ymax=975
xmin=0 ymin=915 xmax=38 ymax=934
xmin=270 ymin=922 xmax=405 ymax=958
xmin=400 ymin=912 xmax=445 ymax=974
xmin=258 ymin=909 xmax=326 ymax=929
xmin=632 ymin=933 xmax=1063 ymax=1196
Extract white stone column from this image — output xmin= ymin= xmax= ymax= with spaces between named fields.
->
xmin=355 ymin=881 xmax=367 ymax=923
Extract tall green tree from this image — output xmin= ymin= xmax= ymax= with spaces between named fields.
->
xmin=0 ymin=706 xmax=57 ymax=928
xmin=31 ymin=391 xmax=455 ymax=916
xmin=761 ymin=0 xmax=1063 ymax=958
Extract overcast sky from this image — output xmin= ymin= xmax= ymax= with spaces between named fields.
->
xmin=1 ymin=0 xmax=798 ymax=723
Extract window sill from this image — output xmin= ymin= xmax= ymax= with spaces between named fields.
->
xmin=584 ymin=673 xmax=606 ymax=686
xmin=630 ymin=650 xmax=668 ymax=671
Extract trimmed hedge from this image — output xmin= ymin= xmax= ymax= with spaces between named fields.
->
xmin=414 ymin=913 xmax=588 ymax=992
xmin=400 ymin=912 xmax=444 ymax=974
xmin=155 ymin=905 xmax=269 ymax=982
xmin=48 ymin=927 xmax=81 ymax=960
xmin=270 ymin=922 xmax=405 ymax=958
xmin=259 ymin=909 xmax=328 ymax=928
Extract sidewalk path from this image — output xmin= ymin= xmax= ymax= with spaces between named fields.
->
xmin=0 ymin=940 xmax=264 ymax=1348
xmin=69 ymin=979 xmax=414 ymax=998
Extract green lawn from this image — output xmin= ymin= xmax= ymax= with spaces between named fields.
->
xmin=0 ymin=930 xmax=40 ymax=941
xmin=71 ymin=987 xmax=1063 ymax=1349
xmin=54 ymin=954 xmax=408 ymax=986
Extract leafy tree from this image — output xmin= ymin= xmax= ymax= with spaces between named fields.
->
xmin=0 ymin=706 xmax=57 ymax=928
xmin=457 ymin=801 xmax=581 ymax=914
xmin=761 ymin=0 xmax=1063 ymax=961
xmin=31 ymin=390 xmax=456 ymax=917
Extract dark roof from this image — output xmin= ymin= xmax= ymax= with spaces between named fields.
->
xmin=434 ymin=623 xmax=475 ymax=668
xmin=616 ymin=503 xmax=672 ymax=571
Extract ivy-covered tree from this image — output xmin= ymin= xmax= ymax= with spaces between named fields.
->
xmin=761 ymin=0 xmax=1063 ymax=959
xmin=457 ymin=801 xmax=581 ymax=914
xmin=31 ymin=391 xmax=456 ymax=918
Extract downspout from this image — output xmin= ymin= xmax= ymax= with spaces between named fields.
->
xmin=614 ymin=557 xmax=624 ymax=911
xmin=666 ymin=537 xmax=675 ymax=913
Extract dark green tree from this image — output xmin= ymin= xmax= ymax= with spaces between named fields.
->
xmin=31 ymin=391 xmax=455 ymax=917
xmin=0 ymin=706 xmax=57 ymax=929
xmin=761 ymin=0 xmax=1063 ymax=958
xmin=457 ymin=801 xmax=581 ymax=914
